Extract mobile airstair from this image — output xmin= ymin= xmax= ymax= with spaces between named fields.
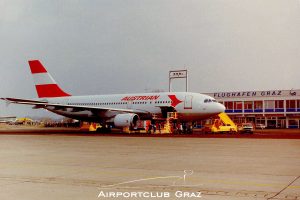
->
xmin=210 ymin=113 xmax=238 ymax=133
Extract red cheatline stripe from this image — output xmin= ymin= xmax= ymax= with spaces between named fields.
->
xmin=35 ymin=84 xmax=71 ymax=98
xmin=28 ymin=60 xmax=48 ymax=74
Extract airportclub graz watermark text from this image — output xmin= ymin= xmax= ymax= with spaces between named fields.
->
xmin=97 ymin=170 xmax=202 ymax=199
xmin=98 ymin=191 xmax=202 ymax=199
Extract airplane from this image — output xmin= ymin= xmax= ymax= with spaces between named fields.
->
xmin=0 ymin=116 xmax=17 ymax=124
xmin=1 ymin=60 xmax=225 ymax=131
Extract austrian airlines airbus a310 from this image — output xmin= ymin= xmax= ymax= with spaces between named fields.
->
xmin=1 ymin=60 xmax=225 ymax=129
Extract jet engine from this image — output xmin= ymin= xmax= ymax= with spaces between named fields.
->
xmin=113 ymin=113 xmax=139 ymax=128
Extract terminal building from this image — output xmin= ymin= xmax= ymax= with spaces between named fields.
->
xmin=204 ymin=89 xmax=300 ymax=129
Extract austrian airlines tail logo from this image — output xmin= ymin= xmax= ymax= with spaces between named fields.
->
xmin=168 ymin=95 xmax=183 ymax=107
xmin=28 ymin=60 xmax=71 ymax=98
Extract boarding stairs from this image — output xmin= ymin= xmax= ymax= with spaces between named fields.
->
xmin=211 ymin=112 xmax=238 ymax=133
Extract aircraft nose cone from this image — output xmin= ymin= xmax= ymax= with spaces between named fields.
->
xmin=217 ymin=103 xmax=226 ymax=113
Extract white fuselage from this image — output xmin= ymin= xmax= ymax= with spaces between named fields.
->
xmin=43 ymin=92 xmax=225 ymax=123
xmin=2 ymin=60 xmax=226 ymax=127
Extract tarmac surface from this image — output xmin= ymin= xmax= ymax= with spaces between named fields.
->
xmin=0 ymin=128 xmax=300 ymax=200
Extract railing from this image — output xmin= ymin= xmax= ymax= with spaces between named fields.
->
xmin=167 ymin=112 xmax=178 ymax=119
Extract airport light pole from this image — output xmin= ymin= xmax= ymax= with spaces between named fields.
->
xmin=169 ymin=70 xmax=188 ymax=92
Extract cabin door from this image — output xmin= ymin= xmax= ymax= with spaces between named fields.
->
xmin=184 ymin=95 xmax=193 ymax=109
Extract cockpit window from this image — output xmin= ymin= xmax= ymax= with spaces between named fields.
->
xmin=204 ymin=99 xmax=217 ymax=103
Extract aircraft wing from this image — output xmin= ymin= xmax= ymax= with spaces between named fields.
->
xmin=1 ymin=97 xmax=150 ymax=114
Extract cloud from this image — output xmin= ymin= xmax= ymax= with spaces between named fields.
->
xmin=0 ymin=0 xmax=299 ymax=117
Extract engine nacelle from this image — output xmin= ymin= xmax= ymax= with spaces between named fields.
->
xmin=113 ymin=113 xmax=139 ymax=128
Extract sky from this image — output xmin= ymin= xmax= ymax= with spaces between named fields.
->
xmin=0 ymin=0 xmax=300 ymax=118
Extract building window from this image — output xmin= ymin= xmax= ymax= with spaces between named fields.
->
xmin=288 ymin=120 xmax=298 ymax=129
xmin=254 ymin=101 xmax=263 ymax=112
xmin=244 ymin=101 xmax=253 ymax=113
xmin=224 ymin=101 xmax=234 ymax=113
xmin=224 ymin=101 xmax=233 ymax=110
xmin=286 ymin=100 xmax=296 ymax=112
xmin=287 ymin=100 xmax=296 ymax=108
xmin=234 ymin=102 xmax=242 ymax=110
xmin=275 ymin=100 xmax=284 ymax=108
xmin=244 ymin=101 xmax=253 ymax=109
xmin=256 ymin=118 xmax=265 ymax=125
xmin=297 ymin=100 xmax=300 ymax=111
xmin=265 ymin=100 xmax=275 ymax=112
xmin=275 ymin=100 xmax=284 ymax=112
xmin=234 ymin=101 xmax=242 ymax=113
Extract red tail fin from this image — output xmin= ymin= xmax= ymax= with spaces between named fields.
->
xmin=28 ymin=60 xmax=71 ymax=98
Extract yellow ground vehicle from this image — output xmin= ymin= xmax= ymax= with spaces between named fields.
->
xmin=80 ymin=122 xmax=101 ymax=132
xmin=203 ymin=113 xmax=237 ymax=133
xmin=15 ymin=118 xmax=33 ymax=125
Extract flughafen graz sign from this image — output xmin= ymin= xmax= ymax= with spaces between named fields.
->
xmin=211 ymin=89 xmax=299 ymax=99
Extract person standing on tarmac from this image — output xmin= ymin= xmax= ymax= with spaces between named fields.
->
xmin=157 ymin=123 xmax=161 ymax=134
xmin=147 ymin=124 xmax=152 ymax=134
xmin=152 ymin=124 xmax=156 ymax=133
